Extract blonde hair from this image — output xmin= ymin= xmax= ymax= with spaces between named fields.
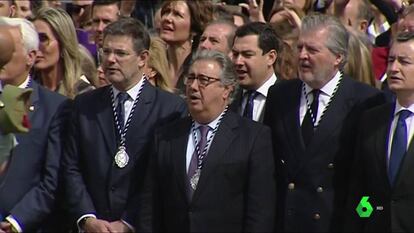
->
xmin=345 ymin=30 xmax=376 ymax=87
xmin=33 ymin=7 xmax=81 ymax=98
xmin=148 ymin=37 xmax=174 ymax=92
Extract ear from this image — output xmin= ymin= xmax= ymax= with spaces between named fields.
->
xmin=266 ymin=49 xmax=277 ymax=67
xmin=334 ymin=53 xmax=344 ymax=68
xmin=222 ymin=84 xmax=234 ymax=100
xmin=148 ymin=69 xmax=158 ymax=79
xmin=359 ymin=20 xmax=369 ymax=32
xmin=137 ymin=50 xmax=149 ymax=69
xmin=9 ymin=5 xmax=16 ymax=18
xmin=27 ymin=50 xmax=37 ymax=67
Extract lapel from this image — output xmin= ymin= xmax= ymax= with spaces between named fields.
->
xmin=282 ymin=80 xmax=306 ymax=161
xmin=170 ymin=117 xmax=192 ymax=203
xmin=124 ymin=82 xmax=155 ymax=158
xmin=191 ymin=112 xmax=238 ymax=203
xmin=374 ymin=103 xmax=394 ymax=190
xmin=306 ymin=77 xmax=355 ymax=155
xmin=27 ymin=81 xmax=40 ymax=123
xmin=95 ymin=86 xmax=117 ymax=157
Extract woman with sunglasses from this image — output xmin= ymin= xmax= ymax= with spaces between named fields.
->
xmin=32 ymin=7 xmax=93 ymax=98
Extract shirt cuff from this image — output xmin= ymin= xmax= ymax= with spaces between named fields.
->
xmin=76 ymin=214 xmax=96 ymax=232
xmin=5 ymin=215 xmax=22 ymax=233
xmin=121 ymin=219 xmax=135 ymax=232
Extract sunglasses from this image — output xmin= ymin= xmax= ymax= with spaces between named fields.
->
xmin=67 ymin=3 xmax=89 ymax=15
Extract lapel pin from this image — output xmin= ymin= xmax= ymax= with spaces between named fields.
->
xmin=0 ymin=101 xmax=4 ymax=108
xmin=29 ymin=105 xmax=34 ymax=111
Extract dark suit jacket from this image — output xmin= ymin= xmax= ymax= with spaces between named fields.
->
xmin=344 ymin=102 xmax=414 ymax=232
xmin=0 ymin=81 xmax=70 ymax=231
xmin=263 ymin=76 xmax=385 ymax=232
xmin=152 ymin=111 xmax=275 ymax=232
xmin=62 ymin=82 xmax=187 ymax=231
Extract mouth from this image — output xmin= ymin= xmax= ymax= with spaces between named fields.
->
xmin=236 ymin=69 xmax=248 ymax=78
xmin=388 ymin=75 xmax=403 ymax=82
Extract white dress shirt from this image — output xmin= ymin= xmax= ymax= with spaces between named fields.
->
xmin=241 ymin=73 xmax=277 ymax=122
xmin=186 ymin=113 xmax=222 ymax=172
xmin=111 ymin=77 xmax=145 ymax=127
xmin=387 ymin=101 xmax=414 ymax=166
xmin=300 ymin=71 xmax=341 ymax=126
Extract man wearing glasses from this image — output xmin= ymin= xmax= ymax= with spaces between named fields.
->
xmin=151 ymin=49 xmax=275 ymax=232
xmin=62 ymin=17 xmax=186 ymax=233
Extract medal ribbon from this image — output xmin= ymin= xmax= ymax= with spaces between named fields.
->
xmin=110 ymin=77 xmax=146 ymax=147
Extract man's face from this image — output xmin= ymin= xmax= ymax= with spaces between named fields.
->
xmin=297 ymin=28 xmax=341 ymax=89
xmin=0 ymin=0 xmax=13 ymax=17
xmin=398 ymin=14 xmax=414 ymax=33
xmin=339 ymin=0 xmax=366 ymax=32
xmin=0 ymin=26 xmax=30 ymax=85
xmin=232 ymin=35 xmax=275 ymax=90
xmin=101 ymin=35 xmax=146 ymax=90
xmin=186 ymin=59 xmax=232 ymax=122
xmin=14 ymin=0 xmax=32 ymax=19
xmin=92 ymin=4 xmax=119 ymax=47
xmin=198 ymin=24 xmax=232 ymax=54
xmin=387 ymin=40 xmax=414 ymax=95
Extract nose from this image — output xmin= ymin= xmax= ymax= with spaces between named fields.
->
xmin=233 ymin=54 xmax=244 ymax=66
xmin=298 ymin=47 xmax=308 ymax=60
xmin=388 ymin=60 xmax=399 ymax=73
xmin=97 ymin=21 xmax=105 ymax=32
xmin=200 ymin=40 xmax=210 ymax=50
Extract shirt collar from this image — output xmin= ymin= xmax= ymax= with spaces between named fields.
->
xmin=304 ymin=70 xmax=341 ymax=96
xmin=243 ymin=73 xmax=277 ymax=97
xmin=111 ymin=76 xmax=145 ymax=101
xmin=394 ymin=100 xmax=414 ymax=117
xmin=0 ymin=75 xmax=31 ymax=91
xmin=194 ymin=109 xmax=225 ymax=130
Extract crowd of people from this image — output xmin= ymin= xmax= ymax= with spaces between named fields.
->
xmin=0 ymin=0 xmax=414 ymax=232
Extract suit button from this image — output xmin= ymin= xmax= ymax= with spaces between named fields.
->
xmin=328 ymin=163 xmax=334 ymax=169
xmin=313 ymin=213 xmax=321 ymax=220
xmin=316 ymin=186 xmax=323 ymax=193
xmin=288 ymin=183 xmax=295 ymax=190
xmin=281 ymin=159 xmax=285 ymax=164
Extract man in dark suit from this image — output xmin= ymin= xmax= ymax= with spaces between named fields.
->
xmin=0 ymin=17 xmax=69 ymax=232
xmin=263 ymin=14 xmax=384 ymax=232
xmin=345 ymin=31 xmax=414 ymax=232
xmin=62 ymin=17 xmax=187 ymax=233
xmin=230 ymin=22 xmax=280 ymax=122
xmin=152 ymin=50 xmax=275 ymax=232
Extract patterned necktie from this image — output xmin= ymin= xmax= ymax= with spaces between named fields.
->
xmin=389 ymin=109 xmax=412 ymax=186
xmin=188 ymin=125 xmax=210 ymax=193
xmin=243 ymin=90 xmax=259 ymax=120
xmin=301 ymin=89 xmax=320 ymax=146
xmin=116 ymin=92 xmax=129 ymax=130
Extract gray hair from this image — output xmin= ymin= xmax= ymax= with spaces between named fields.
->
xmin=0 ymin=17 xmax=39 ymax=53
xmin=301 ymin=13 xmax=349 ymax=68
xmin=205 ymin=20 xmax=237 ymax=50
xmin=190 ymin=50 xmax=238 ymax=102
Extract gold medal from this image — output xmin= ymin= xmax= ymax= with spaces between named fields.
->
xmin=190 ymin=168 xmax=201 ymax=190
xmin=114 ymin=146 xmax=129 ymax=168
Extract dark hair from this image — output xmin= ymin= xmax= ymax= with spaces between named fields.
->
xmin=213 ymin=5 xmax=234 ymax=23
xmin=92 ymin=0 xmax=120 ymax=11
xmin=235 ymin=22 xmax=281 ymax=54
xmin=103 ymin=17 xmax=150 ymax=53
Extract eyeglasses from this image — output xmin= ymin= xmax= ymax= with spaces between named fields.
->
xmin=100 ymin=48 xmax=134 ymax=59
xmin=68 ymin=3 xmax=89 ymax=15
xmin=184 ymin=74 xmax=221 ymax=87
xmin=38 ymin=32 xmax=55 ymax=47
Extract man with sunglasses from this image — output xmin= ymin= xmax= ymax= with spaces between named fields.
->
xmin=62 ymin=17 xmax=186 ymax=233
xmin=230 ymin=22 xmax=280 ymax=122
xmin=151 ymin=49 xmax=275 ymax=232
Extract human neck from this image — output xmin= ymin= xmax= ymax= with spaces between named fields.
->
xmin=40 ymin=64 xmax=62 ymax=92
xmin=397 ymin=93 xmax=414 ymax=108
xmin=167 ymin=40 xmax=192 ymax=86
xmin=3 ymin=72 xmax=30 ymax=87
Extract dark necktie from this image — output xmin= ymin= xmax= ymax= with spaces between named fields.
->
xmin=389 ymin=109 xmax=412 ymax=185
xmin=301 ymin=89 xmax=320 ymax=146
xmin=116 ymin=92 xmax=129 ymax=131
xmin=188 ymin=125 xmax=210 ymax=193
xmin=243 ymin=90 xmax=259 ymax=120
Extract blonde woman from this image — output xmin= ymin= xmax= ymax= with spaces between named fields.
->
xmin=32 ymin=7 xmax=91 ymax=98
xmin=146 ymin=37 xmax=174 ymax=93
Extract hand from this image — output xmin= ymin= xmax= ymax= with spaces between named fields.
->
xmin=82 ymin=218 xmax=112 ymax=233
xmin=0 ymin=221 xmax=11 ymax=233
xmin=239 ymin=0 xmax=266 ymax=23
xmin=109 ymin=220 xmax=132 ymax=233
